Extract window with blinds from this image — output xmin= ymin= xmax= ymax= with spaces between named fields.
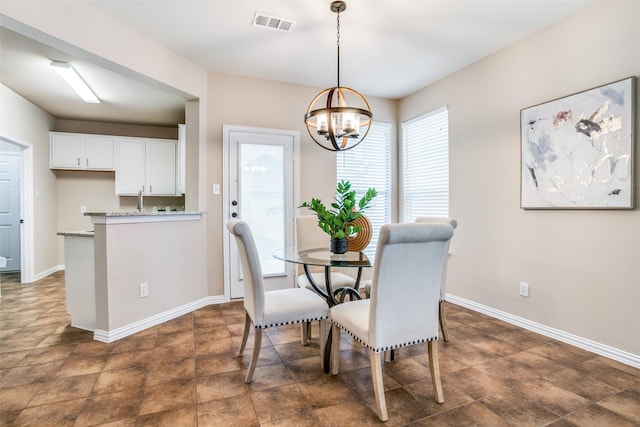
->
xmin=401 ymin=106 xmax=449 ymax=222
xmin=337 ymin=121 xmax=392 ymax=258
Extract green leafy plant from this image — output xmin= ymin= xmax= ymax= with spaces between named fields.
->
xmin=300 ymin=180 xmax=377 ymax=239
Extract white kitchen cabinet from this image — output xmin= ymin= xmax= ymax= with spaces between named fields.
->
xmin=50 ymin=132 xmax=115 ymax=170
xmin=115 ymin=138 xmax=146 ymax=195
xmin=177 ymin=124 xmax=186 ymax=194
xmin=115 ymin=137 xmax=178 ymax=196
xmin=147 ymin=139 xmax=177 ymax=195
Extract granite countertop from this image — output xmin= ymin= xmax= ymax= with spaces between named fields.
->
xmin=57 ymin=230 xmax=95 ymax=237
xmin=84 ymin=211 xmax=205 ymax=217
xmin=59 ymin=212 xmax=205 ymax=236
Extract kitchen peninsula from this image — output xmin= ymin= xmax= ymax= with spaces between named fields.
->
xmin=58 ymin=210 xmax=208 ymax=342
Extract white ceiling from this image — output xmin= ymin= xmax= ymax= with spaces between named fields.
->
xmin=0 ymin=26 xmax=187 ymax=126
xmin=1 ymin=0 xmax=593 ymax=127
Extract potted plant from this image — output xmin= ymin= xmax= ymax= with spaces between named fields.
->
xmin=300 ymin=180 xmax=377 ymax=254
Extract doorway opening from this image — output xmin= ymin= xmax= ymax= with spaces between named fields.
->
xmin=0 ymin=135 xmax=34 ymax=284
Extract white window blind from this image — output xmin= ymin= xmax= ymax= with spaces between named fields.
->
xmin=401 ymin=106 xmax=449 ymax=222
xmin=337 ymin=121 xmax=392 ymax=258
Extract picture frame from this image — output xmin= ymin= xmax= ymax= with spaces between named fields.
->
xmin=520 ymin=77 xmax=635 ymax=209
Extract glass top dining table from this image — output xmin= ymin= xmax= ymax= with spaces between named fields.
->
xmin=272 ymin=247 xmax=372 ymax=306
xmin=273 ymin=247 xmax=373 ymax=373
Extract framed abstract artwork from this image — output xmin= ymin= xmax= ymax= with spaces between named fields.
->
xmin=521 ymin=77 xmax=635 ymax=209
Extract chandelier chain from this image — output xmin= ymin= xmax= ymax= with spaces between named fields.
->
xmin=336 ymin=10 xmax=341 ymax=49
xmin=336 ymin=9 xmax=341 ymax=87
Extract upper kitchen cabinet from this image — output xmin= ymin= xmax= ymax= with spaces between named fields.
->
xmin=50 ymin=132 xmax=115 ymax=170
xmin=115 ymin=137 xmax=178 ymax=196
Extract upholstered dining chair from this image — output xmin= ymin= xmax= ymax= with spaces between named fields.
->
xmin=227 ymin=220 xmax=329 ymax=383
xmin=415 ymin=217 xmax=457 ymax=342
xmin=330 ymin=223 xmax=454 ymax=421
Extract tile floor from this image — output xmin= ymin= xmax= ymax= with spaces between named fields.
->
xmin=1 ymin=271 xmax=639 ymax=426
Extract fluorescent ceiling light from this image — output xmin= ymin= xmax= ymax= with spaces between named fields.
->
xmin=50 ymin=61 xmax=100 ymax=104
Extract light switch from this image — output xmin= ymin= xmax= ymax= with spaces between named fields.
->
xmin=80 ymin=205 xmax=87 ymax=213
xmin=212 ymin=184 xmax=221 ymax=195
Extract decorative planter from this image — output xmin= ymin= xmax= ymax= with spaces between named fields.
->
xmin=330 ymin=237 xmax=348 ymax=254
xmin=347 ymin=214 xmax=372 ymax=252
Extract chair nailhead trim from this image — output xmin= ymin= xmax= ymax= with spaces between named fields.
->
xmin=332 ymin=321 xmax=437 ymax=352
xmin=255 ymin=315 xmax=328 ymax=329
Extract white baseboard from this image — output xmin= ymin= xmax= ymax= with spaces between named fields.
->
xmin=447 ymin=294 xmax=640 ymax=369
xmin=25 ymin=269 xmax=229 ymax=343
xmin=33 ymin=264 xmax=64 ymax=282
xmin=93 ymin=295 xmax=227 ymax=343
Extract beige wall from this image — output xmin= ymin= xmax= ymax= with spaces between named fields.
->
xmin=399 ymin=1 xmax=640 ymax=355
xmin=55 ymin=120 xmax=178 ymax=139
xmin=93 ymin=218 xmax=208 ymax=332
xmin=0 ymin=84 xmax=57 ymax=277
xmin=184 ymin=99 xmax=204 ymax=211
xmin=205 ymin=72 xmax=397 ymax=295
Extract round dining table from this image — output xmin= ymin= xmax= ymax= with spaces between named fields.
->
xmin=272 ymin=247 xmax=372 ymax=306
xmin=273 ymin=247 xmax=373 ymax=372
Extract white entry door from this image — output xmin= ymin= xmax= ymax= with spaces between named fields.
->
xmin=0 ymin=152 xmax=21 ymax=271
xmin=224 ymin=125 xmax=298 ymax=299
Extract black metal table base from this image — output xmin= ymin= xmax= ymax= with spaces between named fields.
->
xmin=302 ymin=265 xmax=364 ymax=373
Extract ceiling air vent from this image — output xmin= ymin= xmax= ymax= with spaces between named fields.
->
xmin=252 ymin=12 xmax=295 ymax=32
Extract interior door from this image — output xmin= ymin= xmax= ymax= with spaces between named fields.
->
xmin=0 ymin=152 xmax=21 ymax=271
xmin=225 ymin=126 xmax=298 ymax=299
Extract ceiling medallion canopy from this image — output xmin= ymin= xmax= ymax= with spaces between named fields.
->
xmin=304 ymin=1 xmax=373 ymax=152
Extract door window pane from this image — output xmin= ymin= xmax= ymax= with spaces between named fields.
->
xmin=240 ymin=143 xmax=285 ymax=275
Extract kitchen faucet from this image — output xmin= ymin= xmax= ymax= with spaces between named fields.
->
xmin=137 ymin=190 xmax=143 ymax=212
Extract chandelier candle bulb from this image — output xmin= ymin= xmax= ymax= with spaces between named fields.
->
xmin=343 ymin=113 xmax=356 ymax=134
xmin=318 ymin=115 xmax=329 ymax=134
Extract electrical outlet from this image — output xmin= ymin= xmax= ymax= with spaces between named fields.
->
xmin=139 ymin=282 xmax=149 ymax=298
xmin=519 ymin=282 xmax=529 ymax=297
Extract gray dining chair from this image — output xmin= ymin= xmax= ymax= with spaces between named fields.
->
xmin=227 ymin=220 xmax=329 ymax=383
xmin=330 ymin=222 xmax=454 ymax=421
xmin=415 ymin=217 xmax=457 ymax=341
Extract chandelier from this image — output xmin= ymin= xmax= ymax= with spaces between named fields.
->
xmin=304 ymin=1 xmax=373 ymax=152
